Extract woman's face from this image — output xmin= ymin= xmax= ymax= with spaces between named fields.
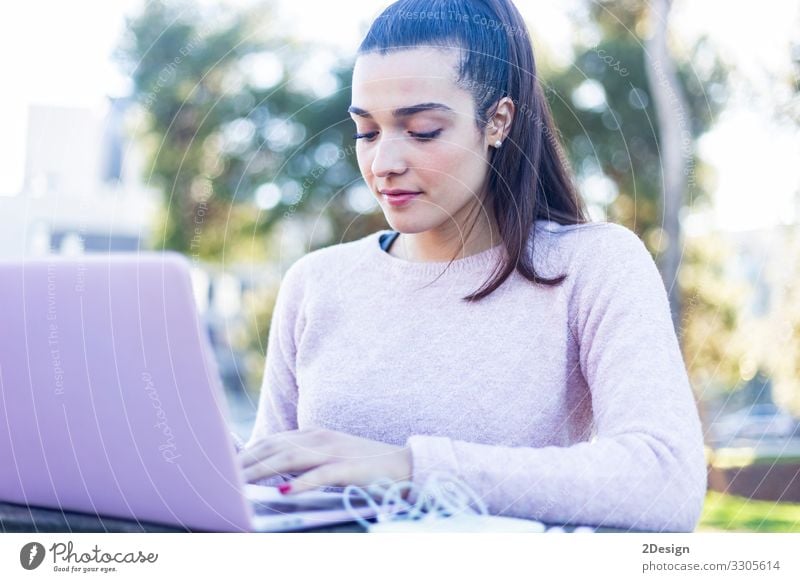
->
xmin=349 ymin=48 xmax=498 ymax=237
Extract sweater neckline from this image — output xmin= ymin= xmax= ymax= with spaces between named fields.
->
xmin=367 ymin=219 xmax=581 ymax=279
xmin=368 ymin=230 xmax=508 ymax=278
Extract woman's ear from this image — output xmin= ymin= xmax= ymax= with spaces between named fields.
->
xmin=486 ymin=96 xmax=515 ymax=147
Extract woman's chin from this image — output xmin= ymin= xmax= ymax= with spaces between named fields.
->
xmin=383 ymin=218 xmax=430 ymax=234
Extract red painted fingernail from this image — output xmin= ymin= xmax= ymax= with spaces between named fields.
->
xmin=278 ymin=483 xmax=292 ymax=494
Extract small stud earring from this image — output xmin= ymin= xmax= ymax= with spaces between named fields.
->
xmin=494 ymin=140 xmax=502 ymax=148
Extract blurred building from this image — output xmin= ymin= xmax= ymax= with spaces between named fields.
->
xmin=0 ymin=99 xmax=159 ymax=259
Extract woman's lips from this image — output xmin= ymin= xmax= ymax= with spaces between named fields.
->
xmin=383 ymin=194 xmax=419 ymax=207
xmin=382 ymin=192 xmax=421 ymax=207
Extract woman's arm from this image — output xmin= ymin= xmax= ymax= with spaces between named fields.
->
xmin=405 ymin=225 xmax=708 ymax=532
xmin=244 ymin=259 xmax=307 ymax=485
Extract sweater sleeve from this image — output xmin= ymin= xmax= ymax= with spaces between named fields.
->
xmin=245 ymin=257 xmax=307 ymax=486
xmin=405 ymin=224 xmax=708 ymax=532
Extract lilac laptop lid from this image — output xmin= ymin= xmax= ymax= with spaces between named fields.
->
xmin=0 ymin=252 xmax=253 ymax=531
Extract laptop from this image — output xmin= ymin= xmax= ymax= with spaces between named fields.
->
xmin=0 ymin=252 xmax=376 ymax=532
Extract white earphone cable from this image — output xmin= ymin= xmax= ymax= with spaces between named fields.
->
xmin=342 ymin=471 xmax=489 ymax=529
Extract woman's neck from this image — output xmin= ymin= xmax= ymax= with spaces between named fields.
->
xmin=390 ymin=212 xmax=501 ymax=263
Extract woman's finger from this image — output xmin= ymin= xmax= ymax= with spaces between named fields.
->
xmin=237 ymin=447 xmax=263 ymax=469
xmin=237 ymin=430 xmax=311 ymax=468
xmin=282 ymin=463 xmax=343 ymax=494
xmin=242 ymin=447 xmax=329 ymax=483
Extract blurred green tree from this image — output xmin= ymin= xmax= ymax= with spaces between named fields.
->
xmin=677 ymin=233 xmax=749 ymax=395
xmin=116 ymin=0 xmax=385 ymax=263
xmin=544 ymin=0 xmax=725 ymax=243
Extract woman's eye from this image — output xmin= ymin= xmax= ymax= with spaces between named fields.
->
xmin=352 ymin=131 xmax=378 ymax=142
xmin=410 ymin=129 xmax=443 ymax=142
xmin=352 ymin=129 xmax=443 ymax=143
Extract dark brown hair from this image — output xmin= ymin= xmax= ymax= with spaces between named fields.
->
xmin=358 ymin=0 xmax=589 ymax=301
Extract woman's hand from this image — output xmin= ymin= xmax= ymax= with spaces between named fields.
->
xmin=237 ymin=428 xmax=413 ymax=495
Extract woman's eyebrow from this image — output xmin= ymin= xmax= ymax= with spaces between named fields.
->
xmin=347 ymin=102 xmax=455 ymax=119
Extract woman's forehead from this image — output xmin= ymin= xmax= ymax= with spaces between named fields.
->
xmin=351 ymin=48 xmax=472 ymax=114
xmin=353 ymin=47 xmax=461 ymax=84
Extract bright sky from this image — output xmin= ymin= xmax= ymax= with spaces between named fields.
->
xmin=0 ymin=0 xmax=797 ymax=232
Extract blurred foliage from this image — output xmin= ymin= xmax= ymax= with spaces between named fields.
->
xmin=234 ymin=282 xmax=279 ymax=396
xmin=677 ymin=234 xmax=749 ymax=393
xmin=700 ymin=491 xmax=800 ymax=533
xmin=544 ymin=0 xmax=726 ymax=245
xmin=116 ymin=0 xmax=386 ymax=263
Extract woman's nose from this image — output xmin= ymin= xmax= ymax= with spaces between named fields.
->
xmin=371 ymin=135 xmax=407 ymax=177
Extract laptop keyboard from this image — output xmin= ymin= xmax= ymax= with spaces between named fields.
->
xmin=251 ymin=497 xmax=368 ymax=516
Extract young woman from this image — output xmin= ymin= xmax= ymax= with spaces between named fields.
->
xmin=238 ymin=0 xmax=707 ymax=532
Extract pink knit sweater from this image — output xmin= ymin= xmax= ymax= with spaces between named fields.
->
xmin=247 ymin=220 xmax=707 ymax=532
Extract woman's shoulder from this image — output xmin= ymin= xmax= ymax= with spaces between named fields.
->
xmin=535 ymin=219 xmax=648 ymax=260
xmin=532 ymin=219 xmax=655 ymax=287
xmin=535 ymin=218 xmax=638 ymax=240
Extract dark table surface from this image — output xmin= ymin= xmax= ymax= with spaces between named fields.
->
xmin=0 ymin=501 xmax=364 ymax=533
xmin=0 ymin=501 xmax=633 ymax=533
